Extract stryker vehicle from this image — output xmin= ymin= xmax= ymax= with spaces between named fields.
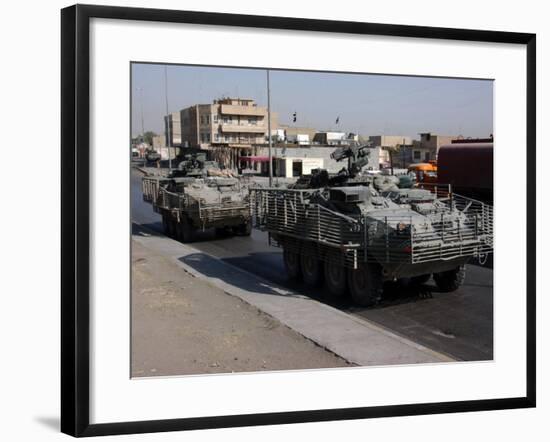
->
xmin=250 ymin=144 xmax=493 ymax=306
xmin=142 ymin=154 xmax=251 ymax=241
xmin=144 ymin=148 xmax=161 ymax=163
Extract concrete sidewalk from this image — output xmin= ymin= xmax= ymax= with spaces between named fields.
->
xmin=132 ymin=240 xmax=350 ymax=377
xmin=132 ymin=223 xmax=454 ymax=367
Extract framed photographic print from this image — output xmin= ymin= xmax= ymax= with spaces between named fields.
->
xmin=61 ymin=4 xmax=536 ymax=437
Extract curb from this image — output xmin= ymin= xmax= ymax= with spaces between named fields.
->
xmin=132 ymin=222 xmax=455 ymax=367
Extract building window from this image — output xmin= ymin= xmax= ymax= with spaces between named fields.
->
xmin=213 ymin=115 xmax=218 ymax=123
xmin=248 ymin=117 xmax=256 ymax=125
xmin=205 ymin=115 xmax=210 ymax=125
xmin=206 ymin=134 xmax=210 ymax=142
xmin=223 ymin=116 xmax=229 ymax=124
xmin=413 ymin=151 xmax=421 ymax=160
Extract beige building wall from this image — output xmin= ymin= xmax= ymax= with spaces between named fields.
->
xmin=152 ymin=134 xmax=166 ymax=150
xmin=275 ymin=157 xmax=324 ymax=178
xmin=415 ymin=133 xmax=456 ymax=162
xmin=164 ymin=111 xmax=182 ymax=147
xmin=369 ymin=135 xmax=413 ymax=149
xmin=369 ymin=135 xmax=413 ymax=167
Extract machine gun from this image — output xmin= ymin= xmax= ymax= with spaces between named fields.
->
xmin=330 ymin=143 xmax=373 ymax=178
xmin=292 ymin=143 xmax=374 ymax=189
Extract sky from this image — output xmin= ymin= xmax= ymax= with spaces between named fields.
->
xmin=131 ymin=63 xmax=493 ymax=140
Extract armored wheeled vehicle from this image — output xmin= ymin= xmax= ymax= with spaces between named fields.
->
xmin=144 ymin=148 xmax=161 ymax=163
xmin=250 ymin=144 xmax=493 ymax=306
xmin=142 ymin=154 xmax=251 ymax=241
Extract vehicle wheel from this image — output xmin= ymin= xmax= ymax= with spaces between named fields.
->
xmin=410 ymin=274 xmax=431 ymax=285
xmin=215 ymin=227 xmax=229 ymax=237
xmin=433 ymin=265 xmax=466 ymax=292
xmin=324 ymin=260 xmax=347 ymax=297
xmin=168 ymin=217 xmax=177 ymax=238
xmin=300 ymin=248 xmax=323 ymax=286
xmin=162 ymin=214 xmax=170 ymax=235
xmin=347 ymin=263 xmax=383 ymax=307
xmin=177 ymin=217 xmax=194 ymax=243
xmin=234 ymin=220 xmax=252 ymax=236
xmin=283 ymin=248 xmax=302 ymax=281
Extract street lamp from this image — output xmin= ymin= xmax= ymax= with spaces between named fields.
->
xmin=267 ymin=70 xmax=272 ymax=186
xmin=136 ymin=87 xmax=145 ymax=144
xmin=164 ymin=65 xmax=172 ymax=171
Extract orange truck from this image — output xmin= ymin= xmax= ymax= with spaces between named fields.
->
xmin=407 ymin=161 xmax=438 ymax=184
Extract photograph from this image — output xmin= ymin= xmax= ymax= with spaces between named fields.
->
xmin=0 ymin=0 xmax=543 ymax=440
xmin=56 ymin=2 xmax=536 ymax=437
xmin=130 ymin=63 xmax=494 ymax=378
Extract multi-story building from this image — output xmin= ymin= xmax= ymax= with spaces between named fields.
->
xmin=412 ymin=133 xmax=455 ymax=163
xmin=166 ymin=98 xmax=278 ymax=168
xmin=368 ymin=135 xmax=412 ymax=168
xmin=164 ymin=111 xmax=182 ymax=147
xmin=371 ymin=134 xmax=456 ymax=168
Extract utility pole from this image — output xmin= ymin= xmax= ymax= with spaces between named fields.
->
xmin=136 ymin=87 xmax=145 ymax=144
xmin=164 ymin=65 xmax=172 ymax=171
xmin=267 ymin=70 xmax=273 ymax=187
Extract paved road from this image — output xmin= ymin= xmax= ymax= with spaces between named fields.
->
xmin=131 ymin=168 xmax=493 ymax=361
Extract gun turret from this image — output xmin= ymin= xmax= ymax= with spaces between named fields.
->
xmin=330 ymin=143 xmax=372 ymax=178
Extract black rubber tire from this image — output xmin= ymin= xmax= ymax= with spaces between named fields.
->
xmin=300 ymin=249 xmax=323 ymax=286
xmin=283 ymin=248 xmax=302 ymax=281
xmin=162 ymin=214 xmax=170 ymax=235
xmin=177 ymin=217 xmax=194 ymax=243
xmin=234 ymin=220 xmax=252 ymax=236
xmin=347 ymin=263 xmax=383 ymax=307
xmin=324 ymin=260 xmax=347 ymax=297
xmin=410 ymin=274 xmax=431 ymax=285
xmin=433 ymin=265 xmax=466 ymax=292
xmin=215 ymin=227 xmax=229 ymax=237
xmin=168 ymin=217 xmax=177 ymax=238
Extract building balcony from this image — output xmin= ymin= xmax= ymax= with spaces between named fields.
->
xmin=214 ymin=137 xmax=265 ymax=145
xmin=219 ymin=124 xmax=266 ymax=134
xmin=220 ymin=104 xmax=266 ymax=116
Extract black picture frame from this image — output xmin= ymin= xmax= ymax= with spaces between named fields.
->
xmin=61 ymin=4 xmax=536 ymax=437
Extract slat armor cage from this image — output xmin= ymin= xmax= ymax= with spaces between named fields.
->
xmin=142 ymin=176 xmax=251 ymax=229
xmin=250 ymin=187 xmax=493 ymax=270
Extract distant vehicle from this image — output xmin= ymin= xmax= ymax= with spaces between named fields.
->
xmin=131 ymin=147 xmax=139 ymax=158
xmin=142 ymin=154 xmax=251 ymax=241
xmin=145 ymin=149 xmax=161 ymax=163
xmin=408 ymin=162 xmax=438 ymax=184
